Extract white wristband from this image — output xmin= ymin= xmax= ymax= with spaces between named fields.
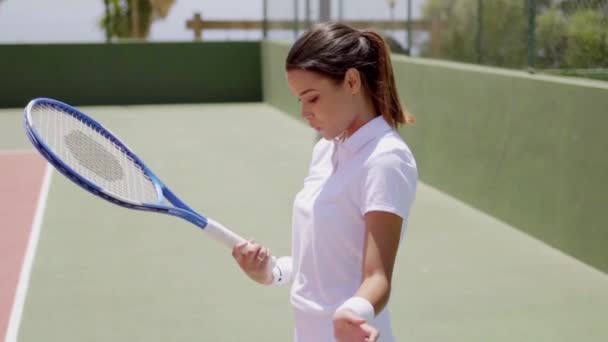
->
xmin=271 ymin=256 xmax=293 ymax=286
xmin=335 ymin=297 xmax=375 ymax=322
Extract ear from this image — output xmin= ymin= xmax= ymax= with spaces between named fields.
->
xmin=344 ymin=68 xmax=362 ymax=95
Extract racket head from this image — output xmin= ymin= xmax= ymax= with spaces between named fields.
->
xmin=24 ymin=98 xmax=171 ymax=213
xmin=23 ymin=97 xmax=251 ymax=247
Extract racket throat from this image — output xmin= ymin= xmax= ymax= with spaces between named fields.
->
xmin=160 ymin=187 xmax=209 ymax=228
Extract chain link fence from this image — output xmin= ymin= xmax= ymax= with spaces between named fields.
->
xmin=265 ymin=0 xmax=608 ymax=81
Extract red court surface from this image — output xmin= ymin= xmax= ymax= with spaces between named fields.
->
xmin=0 ymin=152 xmax=47 ymax=341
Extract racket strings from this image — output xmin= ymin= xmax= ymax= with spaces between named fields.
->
xmin=31 ymin=103 xmax=159 ymax=204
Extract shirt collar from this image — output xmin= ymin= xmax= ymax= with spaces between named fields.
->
xmin=338 ymin=115 xmax=393 ymax=153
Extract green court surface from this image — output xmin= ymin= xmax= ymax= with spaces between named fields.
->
xmin=1 ymin=103 xmax=607 ymax=341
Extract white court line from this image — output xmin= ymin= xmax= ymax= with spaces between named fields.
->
xmin=4 ymin=163 xmax=52 ymax=342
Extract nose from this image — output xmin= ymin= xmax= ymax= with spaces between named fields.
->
xmin=300 ymin=107 xmax=313 ymax=120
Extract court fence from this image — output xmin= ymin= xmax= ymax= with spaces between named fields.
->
xmin=263 ymin=0 xmax=608 ymax=81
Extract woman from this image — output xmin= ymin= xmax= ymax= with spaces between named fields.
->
xmin=232 ymin=22 xmax=418 ymax=342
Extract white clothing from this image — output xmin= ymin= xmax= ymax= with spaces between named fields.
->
xmin=289 ymin=116 xmax=418 ymax=341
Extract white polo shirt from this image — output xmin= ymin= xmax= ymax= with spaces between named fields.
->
xmin=289 ymin=115 xmax=418 ymax=341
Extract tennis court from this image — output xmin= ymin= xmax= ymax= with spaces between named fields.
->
xmin=2 ymin=103 xmax=607 ymax=341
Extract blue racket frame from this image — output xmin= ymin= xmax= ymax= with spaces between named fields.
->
xmin=23 ymin=97 xmax=210 ymax=229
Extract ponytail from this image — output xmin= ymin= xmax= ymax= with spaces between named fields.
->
xmin=361 ymin=31 xmax=416 ymax=127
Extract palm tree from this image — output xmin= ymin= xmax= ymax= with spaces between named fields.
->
xmin=101 ymin=0 xmax=174 ymax=41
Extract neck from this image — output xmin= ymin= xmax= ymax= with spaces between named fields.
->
xmin=344 ymin=96 xmax=377 ymax=138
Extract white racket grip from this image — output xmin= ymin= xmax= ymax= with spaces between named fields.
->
xmin=204 ymin=218 xmax=246 ymax=248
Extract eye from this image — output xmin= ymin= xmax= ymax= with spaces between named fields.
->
xmin=308 ymin=96 xmax=319 ymax=104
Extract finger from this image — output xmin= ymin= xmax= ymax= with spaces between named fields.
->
xmin=241 ymin=242 xmax=254 ymax=256
xmin=235 ymin=241 xmax=249 ymax=255
xmin=242 ymin=247 xmax=263 ymax=268
xmin=245 ymin=244 xmax=262 ymax=258
xmin=232 ymin=242 xmax=249 ymax=263
xmin=256 ymin=247 xmax=266 ymax=260
xmin=243 ymin=239 xmax=259 ymax=251
xmin=361 ymin=324 xmax=379 ymax=342
xmin=341 ymin=310 xmax=367 ymax=325
xmin=254 ymin=248 xmax=270 ymax=268
xmin=334 ymin=324 xmax=369 ymax=342
xmin=365 ymin=333 xmax=379 ymax=342
xmin=237 ymin=239 xmax=257 ymax=256
xmin=232 ymin=241 xmax=248 ymax=257
xmin=366 ymin=333 xmax=379 ymax=342
xmin=260 ymin=247 xmax=271 ymax=259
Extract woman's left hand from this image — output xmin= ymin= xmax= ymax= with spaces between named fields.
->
xmin=333 ymin=309 xmax=379 ymax=342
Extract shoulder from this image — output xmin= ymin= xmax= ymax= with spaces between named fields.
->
xmin=365 ymin=131 xmax=417 ymax=173
xmin=359 ymin=131 xmax=418 ymax=219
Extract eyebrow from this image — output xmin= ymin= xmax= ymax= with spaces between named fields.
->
xmin=298 ymin=89 xmax=317 ymax=97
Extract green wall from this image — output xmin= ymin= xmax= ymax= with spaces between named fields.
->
xmin=261 ymin=40 xmax=301 ymax=121
xmin=261 ymin=41 xmax=608 ymax=274
xmin=0 ymin=42 xmax=261 ymax=108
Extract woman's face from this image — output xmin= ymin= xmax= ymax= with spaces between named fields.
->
xmin=287 ymin=69 xmax=358 ymax=140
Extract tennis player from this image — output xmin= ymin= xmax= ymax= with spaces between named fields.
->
xmin=232 ymin=22 xmax=418 ymax=342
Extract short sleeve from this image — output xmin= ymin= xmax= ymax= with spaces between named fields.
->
xmin=360 ymin=151 xmax=418 ymax=220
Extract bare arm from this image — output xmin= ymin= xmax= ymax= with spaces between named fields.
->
xmin=356 ymin=210 xmax=402 ymax=314
xmin=332 ymin=211 xmax=402 ymax=341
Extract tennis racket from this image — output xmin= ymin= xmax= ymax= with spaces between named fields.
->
xmin=23 ymin=98 xmax=273 ymax=266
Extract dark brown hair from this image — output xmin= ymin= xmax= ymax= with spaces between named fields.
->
xmin=286 ymin=22 xmax=415 ymax=127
